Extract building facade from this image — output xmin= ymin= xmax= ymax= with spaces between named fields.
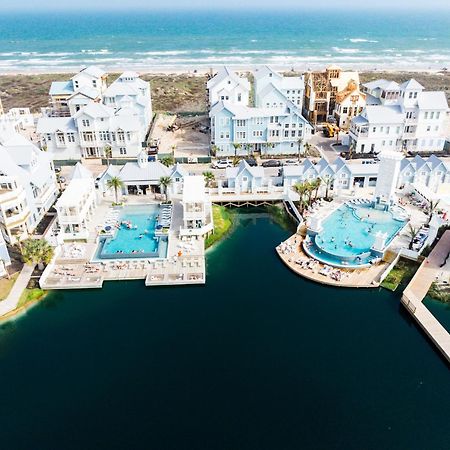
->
xmin=37 ymin=67 xmax=152 ymax=161
xmin=349 ymin=78 xmax=449 ymax=155
xmin=0 ymin=134 xmax=58 ymax=244
xmin=304 ymin=66 xmax=360 ymax=125
xmin=206 ymin=66 xmax=250 ymax=106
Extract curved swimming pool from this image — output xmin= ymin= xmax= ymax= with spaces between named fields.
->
xmin=304 ymin=202 xmax=407 ymax=267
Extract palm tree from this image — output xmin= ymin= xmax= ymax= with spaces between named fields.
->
xmin=159 ymin=155 xmax=174 ymax=167
xmin=297 ymin=138 xmax=303 ymax=162
xmin=107 ymin=176 xmax=124 ymax=204
xmin=203 ymin=171 xmax=215 ymax=188
xmin=407 ymin=224 xmax=418 ymax=250
xmin=323 ymin=175 xmax=334 ymax=200
xmin=159 ymin=176 xmax=172 ymax=202
xmin=312 ymin=177 xmax=322 ymax=200
xmin=293 ymin=181 xmax=309 ymax=213
xmin=210 ymin=145 xmax=219 ymax=157
xmin=103 ymin=144 xmax=112 ymax=166
xmin=303 ymin=142 xmax=312 ymax=158
xmin=264 ymin=142 xmax=274 ymax=156
xmin=305 ymin=180 xmax=315 ymax=206
xmin=21 ymin=238 xmax=54 ymax=270
xmin=348 ymin=141 xmax=356 ymax=160
xmin=232 ymin=142 xmax=242 ymax=157
xmin=427 ymin=199 xmax=440 ymax=224
xmin=244 ymin=143 xmax=253 ymax=157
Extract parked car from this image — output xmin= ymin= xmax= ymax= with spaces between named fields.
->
xmin=262 ymin=159 xmax=281 ymax=168
xmin=283 ymin=159 xmax=299 ymax=166
xmin=244 ymin=157 xmax=258 ymax=167
xmin=212 ymin=159 xmax=233 ymax=169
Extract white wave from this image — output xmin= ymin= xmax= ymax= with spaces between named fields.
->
xmin=332 ymin=47 xmax=361 ymax=54
xmin=348 ymin=38 xmax=379 ymax=43
xmin=81 ymin=49 xmax=111 ymax=55
xmin=417 ymin=38 xmax=437 ymax=41
xmin=250 ymin=39 xmax=258 ymax=43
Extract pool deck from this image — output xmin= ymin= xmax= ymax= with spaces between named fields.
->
xmin=277 ymin=234 xmax=389 ymax=288
xmin=402 ymin=231 xmax=450 ymax=363
xmin=40 ymin=198 xmax=206 ymax=290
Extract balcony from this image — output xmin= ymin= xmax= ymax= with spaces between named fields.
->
xmin=4 ymin=208 xmax=30 ymax=228
xmin=0 ymin=186 xmax=24 ymax=204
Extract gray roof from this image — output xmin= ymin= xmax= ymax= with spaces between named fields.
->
xmin=399 ymin=79 xmax=424 ymax=91
xmin=36 ymin=117 xmax=77 ymax=134
xmin=119 ymin=160 xmax=171 ymax=183
xmin=417 ymin=91 xmax=449 ymax=110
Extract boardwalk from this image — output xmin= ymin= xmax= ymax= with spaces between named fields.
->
xmin=402 ymin=231 xmax=450 ymax=363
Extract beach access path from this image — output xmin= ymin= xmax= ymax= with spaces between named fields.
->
xmin=0 ymin=264 xmax=34 ymax=317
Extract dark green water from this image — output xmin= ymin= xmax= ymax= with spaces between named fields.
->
xmin=1 ymin=212 xmax=449 ymax=450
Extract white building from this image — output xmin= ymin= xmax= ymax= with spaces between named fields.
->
xmin=254 ymin=66 xmax=305 ymax=110
xmin=37 ymin=67 xmax=152 ymax=161
xmin=210 ymin=101 xmax=312 ymax=157
xmin=180 ymin=176 xmax=213 ymax=237
xmin=0 ymin=133 xmax=58 ymax=244
xmin=350 ymin=78 xmax=449 ymax=154
xmin=332 ymin=79 xmax=366 ymax=129
xmin=55 ymin=163 xmax=97 ymax=241
xmin=207 ymin=66 xmax=251 ymax=106
xmin=0 ymin=98 xmax=34 ymax=139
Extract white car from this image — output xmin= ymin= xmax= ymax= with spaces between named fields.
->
xmin=212 ymin=159 xmax=233 ymax=169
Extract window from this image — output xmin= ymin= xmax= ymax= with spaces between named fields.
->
xmin=424 ymin=112 xmax=429 ymax=119
xmin=372 ymin=127 xmax=376 ymax=133
xmin=57 ymin=133 xmax=65 ymax=144
xmin=82 ymin=119 xmax=90 ymax=127
xmin=236 ymin=131 xmax=246 ymax=139
xmin=414 ymin=92 xmax=418 ymax=98
xmin=253 ymin=131 xmax=263 ymax=137
xmin=46 ymin=134 xmax=52 ymax=141
xmin=427 ymin=126 xmax=431 ymax=132
xmin=409 ymin=92 xmax=413 ymax=99
xmin=119 ymin=147 xmax=127 ymax=155
xmin=99 ymin=131 xmax=109 ymax=141
xmin=117 ymin=131 xmax=125 ymax=141
xmin=343 ymin=107 xmax=348 ymax=114
xmin=92 ymin=80 xmax=97 ymax=87
xmin=126 ymin=132 xmax=132 ymax=140
xmin=236 ymin=120 xmax=245 ymax=127
xmin=67 ymin=133 xmax=75 ymax=143
xmin=237 ymin=93 xmax=242 ymax=102
xmin=430 ymin=112 xmax=435 ymax=119
xmin=436 ymin=112 xmax=440 ymax=119
xmin=386 ymin=126 xmax=390 ymax=134
xmin=284 ymin=131 xmax=289 ymax=138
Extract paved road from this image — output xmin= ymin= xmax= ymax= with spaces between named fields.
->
xmin=0 ymin=264 xmax=35 ymax=317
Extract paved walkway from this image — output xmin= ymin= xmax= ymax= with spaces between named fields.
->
xmin=0 ymin=264 xmax=35 ymax=317
xmin=402 ymin=231 xmax=450 ymax=363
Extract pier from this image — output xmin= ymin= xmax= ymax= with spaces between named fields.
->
xmin=402 ymin=231 xmax=450 ymax=363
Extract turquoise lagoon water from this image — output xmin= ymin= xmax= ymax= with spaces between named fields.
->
xmin=98 ymin=205 xmax=166 ymax=259
xmin=306 ymin=203 xmax=406 ymax=266
xmin=0 ymin=11 xmax=449 ymax=71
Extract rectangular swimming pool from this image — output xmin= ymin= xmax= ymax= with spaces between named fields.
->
xmin=96 ymin=205 xmax=168 ymax=259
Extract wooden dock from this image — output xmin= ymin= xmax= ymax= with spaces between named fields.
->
xmin=402 ymin=231 xmax=450 ymax=364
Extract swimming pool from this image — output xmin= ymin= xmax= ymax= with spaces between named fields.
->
xmin=96 ymin=205 xmax=168 ymax=259
xmin=304 ymin=202 xmax=407 ymax=267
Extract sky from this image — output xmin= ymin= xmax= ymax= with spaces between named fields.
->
xmin=0 ymin=0 xmax=449 ymax=10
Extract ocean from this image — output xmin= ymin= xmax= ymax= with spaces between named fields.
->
xmin=0 ymin=10 xmax=449 ymax=73
xmin=0 ymin=211 xmax=450 ymax=449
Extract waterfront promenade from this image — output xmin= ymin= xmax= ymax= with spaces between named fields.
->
xmin=402 ymin=231 xmax=450 ymax=363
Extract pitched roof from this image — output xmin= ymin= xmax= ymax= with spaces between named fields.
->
xmin=70 ymin=162 xmax=93 ymax=180
xmin=36 ymin=117 xmax=77 ymax=133
xmin=119 ymin=160 xmax=171 ymax=183
xmin=417 ymin=91 xmax=449 ymax=110
xmin=78 ymin=65 xmax=106 ymax=78
xmin=75 ymin=102 xmax=114 ymax=119
xmin=364 ymin=105 xmax=404 ymax=123
xmin=399 ymin=79 xmax=424 ymax=91
xmin=207 ymin=66 xmax=250 ymax=90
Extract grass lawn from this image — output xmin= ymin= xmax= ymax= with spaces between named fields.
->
xmin=427 ymin=282 xmax=450 ymax=303
xmin=17 ymin=288 xmax=46 ymax=309
xmin=0 ymin=272 xmax=19 ymax=301
xmin=381 ymin=258 xmax=421 ymax=291
xmin=205 ymin=205 xmax=233 ymax=249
